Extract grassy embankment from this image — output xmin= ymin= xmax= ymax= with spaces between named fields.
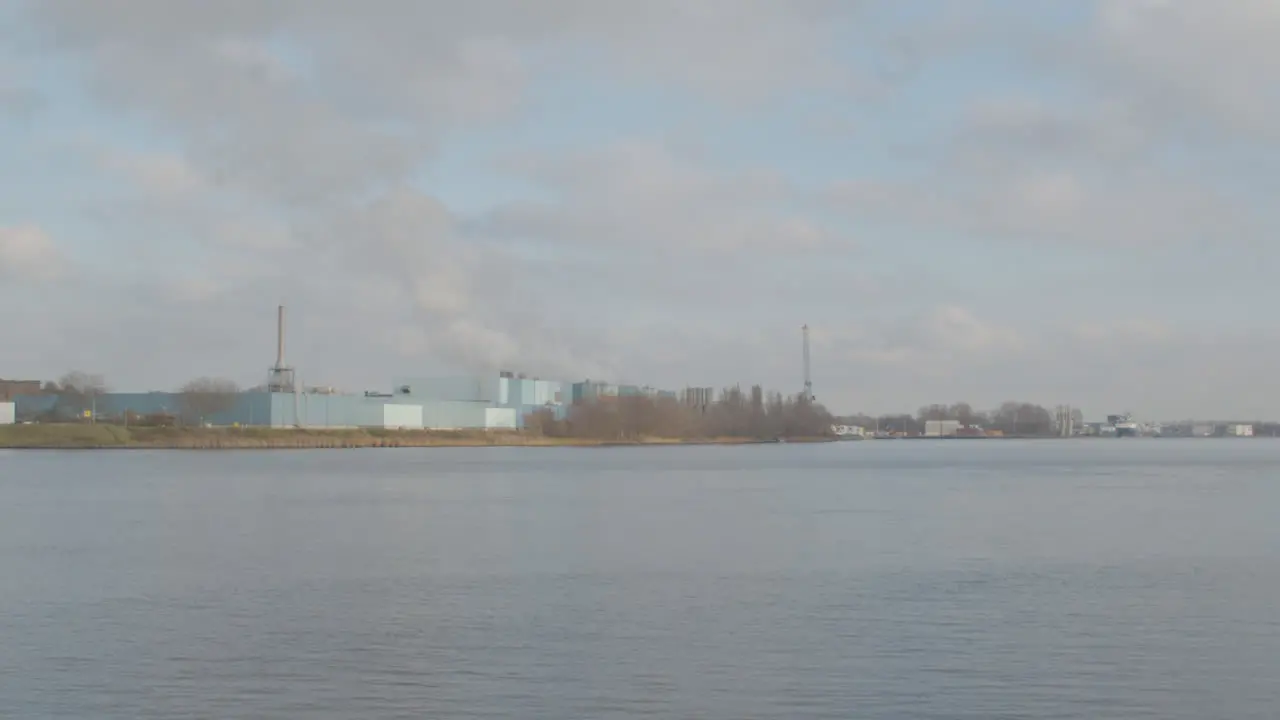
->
xmin=0 ymin=423 xmax=817 ymax=450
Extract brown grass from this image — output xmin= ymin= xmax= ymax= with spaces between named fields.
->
xmin=0 ymin=424 xmax=820 ymax=450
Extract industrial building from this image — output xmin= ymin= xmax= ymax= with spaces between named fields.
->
xmin=8 ymin=308 xmax=532 ymax=431
xmin=0 ymin=379 xmax=41 ymax=402
xmin=571 ymin=380 xmax=617 ymax=404
xmin=682 ymin=387 xmax=714 ymax=409
xmin=11 ymin=373 xmax=690 ymax=429
xmin=389 ymin=372 xmax=565 ymax=429
xmin=4 ymin=305 xmax=695 ymax=432
xmin=0 ymin=401 xmax=14 ymax=425
xmin=9 ymin=369 xmax=579 ymax=430
xmin=12 ymin=390 xmax=427 ymax=429
xmin=924 ymin=419 xmax=962 ymax=437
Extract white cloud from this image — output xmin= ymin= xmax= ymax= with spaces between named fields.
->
xmin=99 ymin=150 xmax=205 ymax=197
xmin=481 ymin=140 xmax=834 ymax=255
xmin=3 ymin=0 xmax=1280 ymax=419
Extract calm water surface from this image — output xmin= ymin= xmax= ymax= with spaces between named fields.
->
xmin=1 ymin=440 xmax=1278 ymax=718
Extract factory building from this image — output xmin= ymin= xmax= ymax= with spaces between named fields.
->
xmin=12 ymin=391 xmax=432 ymax=429
xmin=5 ymin=307 xmax=533 ymax=431
xmin=10 ymin=374 xmax=548 ymax=431
xmin=682 ymin=387 xmax=715 ymax=408
xmin=390 ymin=372 xmax=562 ymax=429
xmin=572 ymin=380 xmax=618 ymax=404
xmin=0 ymin=379 xmax=41 ymax=402
xmin=4 ymin=308 xmax=678 ymax=432
xmin=924 ymin=420 xmax=962 ymax=437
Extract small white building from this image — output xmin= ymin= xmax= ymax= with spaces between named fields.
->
xmin=0 ymin=401 xmax=14 ymax=425
xmin=831 ymin=424 xmax=866 ymax=437
xmin=1228 ymin=424 xmax=1254 ymax=437
xmin=924 ymin=419 xmax=961 ymax=437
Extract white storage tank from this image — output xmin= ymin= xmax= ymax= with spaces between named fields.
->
xmin=924 ymin=420 xmax=961 ymax=437
xmin=0 ymin=401 xmax=14 ymax=425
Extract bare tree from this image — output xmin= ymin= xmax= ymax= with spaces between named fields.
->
xmin=988 ymin=401 xmax=1054 ymax=436
xmin=57 ymin=371 xmax=107 ymax=396
xmin=178 ymin=377 xmax=241 ymax=425
xmin=558 ymin=383 xmax=834 ymax=441
xmin=53 ymin=371 xmax=108 ymax=421
xmin=917 ymin=404 xmax=954 ymax=422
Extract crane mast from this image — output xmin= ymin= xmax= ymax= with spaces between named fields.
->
xmin=802 ymin=324 xmax=814 ymax=403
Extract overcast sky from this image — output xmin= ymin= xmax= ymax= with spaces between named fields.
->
xmin=2 ymin=0 xmax=1277 ymax=419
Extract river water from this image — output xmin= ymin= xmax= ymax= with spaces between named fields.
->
xmin=1 ymin=440 xmax=1278 ymax=718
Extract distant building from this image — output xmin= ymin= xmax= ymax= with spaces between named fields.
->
xmin=1227 ymin=424 xmax=1254 ymax=437
xmin=924 ymin=420 xmax=961 ymax=437
xmin=0 ymin=379 xmax=41 ymax=402
xmin=682 ymin=387 xmax=714 ymax=409
xmin=572 ymin=380 xmax=618 ymax=404
xmin=391 ymin=373 xmax=558 ymax=429
xmin=13 ymin=391 xmax=443 ymax=429
xmin=0 ymin=401 xmax=14 ymax=425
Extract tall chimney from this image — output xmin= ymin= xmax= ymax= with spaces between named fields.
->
xmin=276 ymin=304 xmax=285 ymax=369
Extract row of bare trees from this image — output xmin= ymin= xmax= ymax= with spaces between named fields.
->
xmin=836 ymin=401 xmax=1081 ymax=436
xmin=526 ymin=385 xmax=835 ymax=441
xmin=24 ymin=371 xmax=242 ymax=425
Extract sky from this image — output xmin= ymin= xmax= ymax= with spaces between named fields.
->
xmin=2 ymin=0 xmax=1279 ymax=420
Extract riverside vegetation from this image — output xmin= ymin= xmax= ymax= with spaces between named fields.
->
xmin=0 ymin=424 xmax=831 ymax=450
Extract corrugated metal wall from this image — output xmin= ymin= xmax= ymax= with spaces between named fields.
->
xmin=12 ymin=375 xmax=576 ymax=430
xmin=13 ymin=392 xmax=276 ymax=426
xmin=485 ymin=407 xmax=517 ymax=429
xmin=421 ymin=400 xmax=490 ymax=429
xmin=382 ymin=404 xmax=423 ymax=429
xmin=272 ymin=393 xmax=402 ymax=428
xmin=390 ymin=376 xmax=501 ymax=403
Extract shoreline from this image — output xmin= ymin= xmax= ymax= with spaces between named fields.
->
xmin=0 ymin=424 xmax=832 ymax=450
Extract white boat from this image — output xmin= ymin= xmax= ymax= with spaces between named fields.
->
xmin=1108 ymin=413 xmax=1140 ymax=437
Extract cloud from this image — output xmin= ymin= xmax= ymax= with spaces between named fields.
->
xmin=837 ymin=305 xmax=1023 ymax=372
xmin=829 ymin=166 xmax=1257 ymax=249
xmin=9 ymin=1 xmax=860 ymax=388
xmin=1089 ymin=0 xmax=1280 ymax=140
xmin=98 ymin=150 xmax=206 ymax=198
xmin=0 ymin=86 xmax=42 ymax=119
xmin=0 ymin=225 xmax=66 ymax=282
xmin=3 ymin=0 xmax=1280 ymax=420
xmin=479 ymin=140 xmax=835 ymax=255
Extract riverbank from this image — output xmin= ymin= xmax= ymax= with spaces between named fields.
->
xmin=0 ymin=424 xmax=826 ymax=450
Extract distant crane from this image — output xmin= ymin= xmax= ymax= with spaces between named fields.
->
xmin=802 ymin=324 xmax=814 ymax=403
